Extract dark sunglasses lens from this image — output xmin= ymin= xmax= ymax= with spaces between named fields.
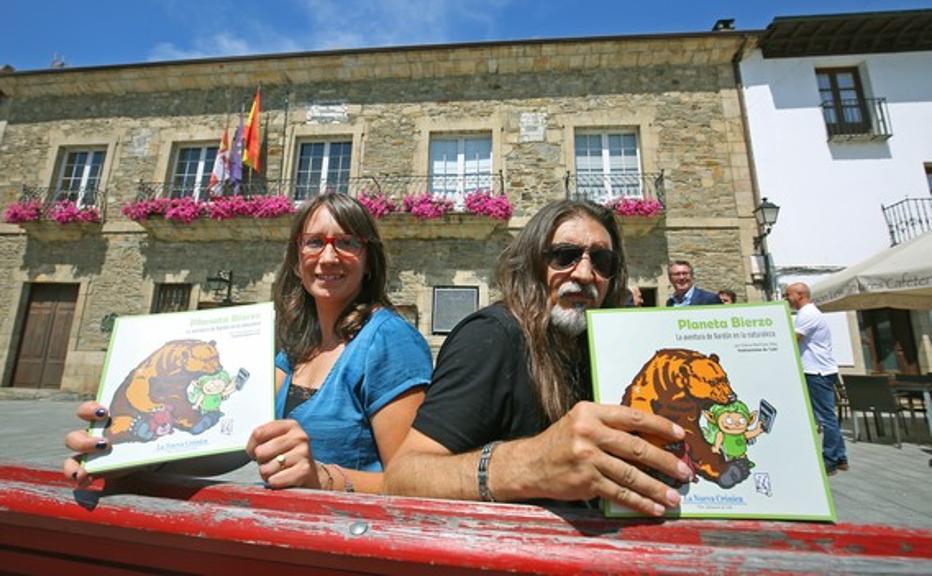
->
xmin=591 ymin=250 xmax=618 ymax=277
xmin=550 ymin=246 xmax=584 ymax=270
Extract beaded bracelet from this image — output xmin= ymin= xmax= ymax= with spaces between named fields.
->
xmin=477 ymin=441 xmax=502 ymax=502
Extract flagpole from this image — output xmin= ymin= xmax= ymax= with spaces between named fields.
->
xmin=278 ymin=90 xmax=289 ymax=197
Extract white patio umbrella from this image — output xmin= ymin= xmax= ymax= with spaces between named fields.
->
xmin=810 ymin=231 xmax=932 ymax=312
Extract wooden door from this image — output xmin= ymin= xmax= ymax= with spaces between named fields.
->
xmin=858 ymin=308 xmax=919 ymax=375
xmin=12 ymin=284 xmax=79 ymax=389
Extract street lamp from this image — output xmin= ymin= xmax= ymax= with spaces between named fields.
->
xmin=751 ymin=198 xmax=780 ymax=300
xmin=206 ymin=270 xmax=233 ymax=305
xmin=753 ymin=197 xmax=781 ymax=249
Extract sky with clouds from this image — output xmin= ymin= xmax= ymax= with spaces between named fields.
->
xmin=4 ymin=0 xmax=930 ymax=71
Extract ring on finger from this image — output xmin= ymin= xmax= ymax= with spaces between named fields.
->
xmin=276 ymin=454 xmax=287 ymax=468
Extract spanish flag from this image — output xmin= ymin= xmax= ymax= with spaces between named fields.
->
xmin=243 ymin=87 xmax=261 ymax=172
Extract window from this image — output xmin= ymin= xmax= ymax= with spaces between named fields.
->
xmin=152 ymin=284 xmax=191 ymax=313
xmin=55 ymin=149 xmax=105 ymax=207
xmin=170 ymin=145 xmax=218 ymax=199
xmin=574 ymin=131 xmax=642 ymax=202
xmin=429 ymin=135 xmax=493 ymax=203
xmin=926 ymin=164 xmax=932 ymax=195
xmin=294 ymin=141 xmax=352 ymax=200
xmin=817 ymin=68 xmax=869 ymax=136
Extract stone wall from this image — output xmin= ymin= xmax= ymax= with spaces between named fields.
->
xmin=0 ymin=32 xmax=759 ymax=392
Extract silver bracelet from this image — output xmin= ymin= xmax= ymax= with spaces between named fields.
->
xmin=477 ymin=441 xmax=502 ymax=502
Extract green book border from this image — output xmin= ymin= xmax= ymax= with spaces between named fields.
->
xmin=83 ymin=302 xmax=276 ymax=475
xmin=586 ymin=301 xmax=837 ymax=522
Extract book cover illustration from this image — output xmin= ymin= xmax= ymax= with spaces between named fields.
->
xmin=587 ymin=302 xmax=835 ymax=521
xmin=83 ymin=302 xmax=275 ymax=474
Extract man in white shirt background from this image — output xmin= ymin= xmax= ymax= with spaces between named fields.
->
xmin=784 ymin=282 xmax=849 ymax=475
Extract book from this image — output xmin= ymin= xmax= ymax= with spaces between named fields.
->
xmin=587 ymin=302 xmax=836 ymax=521
xmin=83 ymin=302 xmax=276 ymax=474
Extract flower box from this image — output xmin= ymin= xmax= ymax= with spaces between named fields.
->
xmin=19 ymin=221 xmax=102 ymax=242
xmin=137 ymin=214 xmax=292 ymax=242
xmin=377 ymin=213 xmax=506 ymax=240
xmin=613 ymin=214 xmax=664 ymax=238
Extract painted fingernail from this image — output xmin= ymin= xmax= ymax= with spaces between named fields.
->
xmin=677 ymin=462 xmax=692 ymax=479
xmin=672 ymin=423 xmax=685 ymax=437
xmin=653 ymin=503 xmax=665 ymax=516
xmin=666 ymin=488 xmax=681 ymax=506
xmin=95 ymin=407 xmax=108 ymax=418
xmin=95 ymin=440 xmax=108 ymax=450
xmin=71 ymin=471 xmax=78 ymax=480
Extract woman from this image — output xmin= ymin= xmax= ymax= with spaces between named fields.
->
xmin=64 ymin=193 xmax=433 ymax=493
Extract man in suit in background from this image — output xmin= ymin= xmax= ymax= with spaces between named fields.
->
xmin=665 ymin=260 xmax=722 ymax=307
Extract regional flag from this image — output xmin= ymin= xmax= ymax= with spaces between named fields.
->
xmin=243 ymin=87 xmax=261 ymax=172
xmin=206 ymin=128 xmax=231 ymax=196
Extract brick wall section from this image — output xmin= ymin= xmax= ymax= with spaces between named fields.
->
xmin=0 ymin=33 xmax=759 ymax=392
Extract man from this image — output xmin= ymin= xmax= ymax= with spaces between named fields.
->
xmin=385 ymin=200 xmax=692 ymax=515
xmin=784 ymin=282 xmax=849 ymax=475
xmin=665 ymin=260 xmax=722 ymax=306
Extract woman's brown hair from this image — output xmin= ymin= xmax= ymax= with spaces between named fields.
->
xmin=272 ymin=193 xmax=391 ymax=367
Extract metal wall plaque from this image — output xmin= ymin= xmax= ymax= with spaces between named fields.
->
xmin=306 ymin=102 xmax=348 ymax=124
xmin=431 ymin=286 xmax=479 ymax=334
xmin=519 ymin=112 xmax=546 ymax=142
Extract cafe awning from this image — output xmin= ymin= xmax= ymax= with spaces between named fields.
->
xmin=811 ymin=231 xmax=932 ymax=312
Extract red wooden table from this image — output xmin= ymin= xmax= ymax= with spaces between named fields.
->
xmin=1 ymin=462 xmax=930 ymax=575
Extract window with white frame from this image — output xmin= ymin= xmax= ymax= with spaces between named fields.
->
xmin=573 ymin=131 xmax=642 ymax=202
xmin=294 ymin=140 xmax=352 ymax=200
xmin=55 ymin=148 xmax=106 ymax=207
xmin=429 ymin=135 xmax=492 ymax=203
xmin=170 ymin=145 xmax=218 ymax=199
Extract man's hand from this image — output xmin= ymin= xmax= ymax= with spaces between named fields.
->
xmin=493 ymin=402 xmax=693 ymax=516
xmin=246 ymin=419 xmax=322 ymax=489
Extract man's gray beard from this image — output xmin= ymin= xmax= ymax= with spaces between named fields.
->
xmin=549 ymin=281 xmax=598 ymax=337
xmin=550 ymin=303 xmax=588 ymax=336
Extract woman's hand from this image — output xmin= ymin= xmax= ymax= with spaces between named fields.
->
xmin=62 ymin=401 xmax=112 ymax=487
xmin=246 ymin=419 xmax=323 ymax=489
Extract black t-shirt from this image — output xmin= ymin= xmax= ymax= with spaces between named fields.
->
xmin=414 ymin=303 xmax=591 ymax=454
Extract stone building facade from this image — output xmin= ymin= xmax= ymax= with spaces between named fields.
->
xmin=0 ymin=31 xmax=761 ymax=394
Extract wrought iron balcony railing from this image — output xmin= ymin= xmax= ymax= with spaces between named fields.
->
xmin=821 ymin=97 xmax=892 ymax=142
xmin=882 ymin=197 xmax=932 ymax=245
xmin=563 ymin=171 xmax=665 ymax=208
xmin=17 ymin=185 xmax=106 ymax=220
xmin=135 ymin=172 xmax=506 ymax=207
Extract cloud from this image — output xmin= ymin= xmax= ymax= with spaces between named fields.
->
xmin=147 ymin=0 xmax=514 ymax=62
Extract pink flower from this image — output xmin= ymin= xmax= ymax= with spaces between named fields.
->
xmin=464 ymin=190 xmax=513 ymax=220
xmin=358 ymin=191 xmax=397 ymax=219
xmin=3 ymin=199 xmax=43 ymax=224
xmin=402 ymin=193 xmax=454 ymax=219
xmin=122 ymin=194 xmax=294 ymax=223
xmin=47 ymin=200 xmax=101 ymax=224
xmin=605 ymin=197 xmax=663 ymax=218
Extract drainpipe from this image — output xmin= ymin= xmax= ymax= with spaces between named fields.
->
xmin=731 ymin=34 xmax=772 ymax=300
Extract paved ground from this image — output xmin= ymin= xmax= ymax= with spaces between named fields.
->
xmin=1 ymin=394 xmax=930 ymax=528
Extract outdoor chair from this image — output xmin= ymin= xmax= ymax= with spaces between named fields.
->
xmin=841 ymin=374 xmax=906 ymax=449
xmin=834 ymin=379 xmax=850 ymax=422
xmin=892 ymin=373 xmax=930 ymax=425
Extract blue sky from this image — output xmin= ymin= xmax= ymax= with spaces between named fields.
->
xmin=4 ymin=0 xmax=931 ymax=71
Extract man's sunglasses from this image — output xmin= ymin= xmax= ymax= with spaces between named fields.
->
xmin=297 ymin=234 xmax=366 ymax=257
xmin=547 ymin=243 xmax=619 ymax=278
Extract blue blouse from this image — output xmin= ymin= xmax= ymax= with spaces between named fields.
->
xmin=274 ymin=308 xmax=432 ymax=471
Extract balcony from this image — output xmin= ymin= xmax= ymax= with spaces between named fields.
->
xmin=822 ymin=97 xmax=892 ymax=142
xmin=127 ymin=173 xmax=510 ymax=242
xmin=357 ymin=172 xmax=509 ymax=240
xmin=883 ymin=197 xmax=932 ymax=246
xmin=4 ymin=185 xmax=105 ymax=241
xmin=564 ymin=171 xmax=666 ymax=237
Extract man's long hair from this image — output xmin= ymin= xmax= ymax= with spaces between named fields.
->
xmin=496 ymin=200 xmax=626 ymax=423
xmin=273 ymin=193 xmax=391 ymax=367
